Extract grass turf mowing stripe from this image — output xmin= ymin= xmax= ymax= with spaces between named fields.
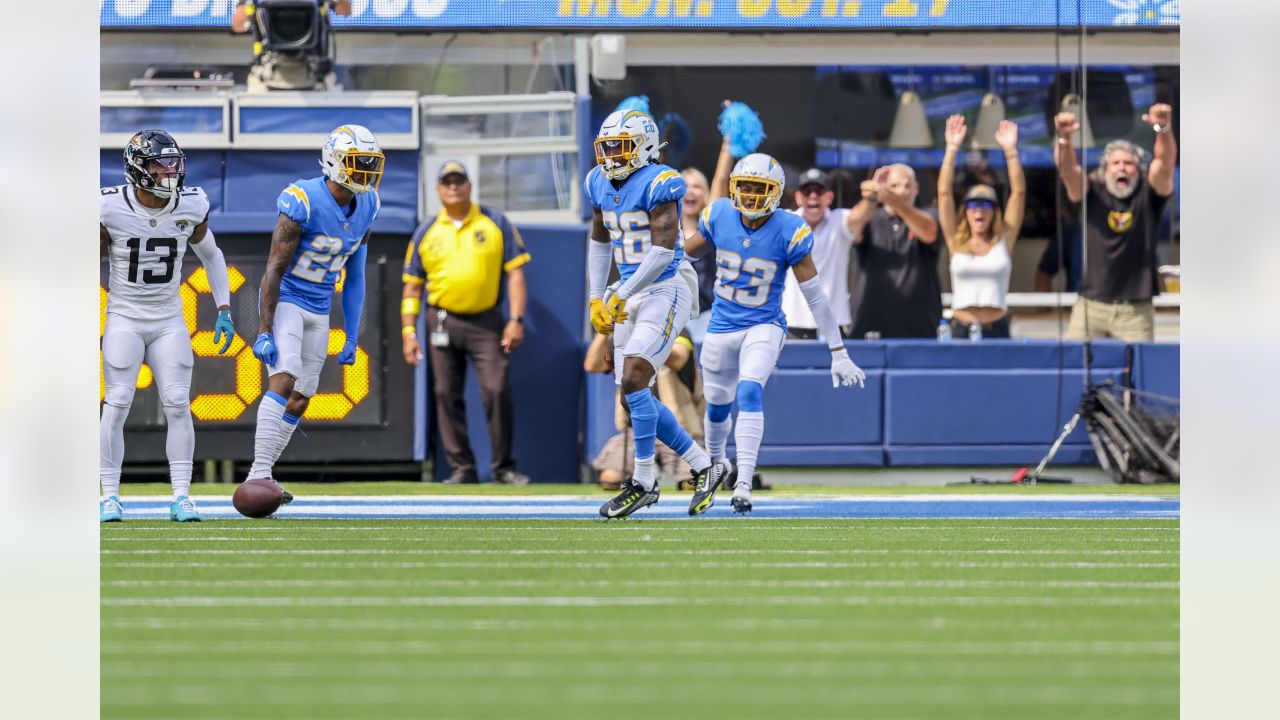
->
xmin=102 ymin=517 xmax=1177 ymax=720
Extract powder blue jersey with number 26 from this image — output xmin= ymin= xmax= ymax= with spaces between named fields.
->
xmin=584 ymin=163 xmax=685 ymax=284
xmin=698 ymin=197 xmax=814 ymax=334
xmin=276 ymin=176 xmax=380 ymax=314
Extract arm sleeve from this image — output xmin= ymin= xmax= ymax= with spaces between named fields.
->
xmin=615 ymin=245 xmax=675 ymax=300
xmin=189 ymin=229 xmax=231 ymax=308
xmin=588 ymin=239 xmax=613 ymax=300
xmin=341 ymin=243 xmax=368 ymax=340
xmin=799 ymin=275 xmax=844 ymax=351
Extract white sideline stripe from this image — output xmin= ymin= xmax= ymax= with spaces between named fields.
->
xmin=121 ymin=493 xmax=1178 ymax=504
xmin=101 ymin=560 xmax=1178 ymax=570
xmin=101 ymin=594 xmax=1172 ymax=609
xmin=101 ymin=547 xmax=1179 ymax=557
xmin=104 ymin=578 xmax=1178 ymax=590
xmin=100 ymin=637 xmax=1177 ymax=656
xmin=102 ymin=617 xmax=1179 ymax=632
xmin=108 ymin=524 xmax=1179 ymax=532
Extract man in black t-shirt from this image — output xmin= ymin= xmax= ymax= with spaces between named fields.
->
xmin=1054 ymin=103 xmax=1177 ymax=342
xmin=847 ymin=163 xmax=942 ymax=339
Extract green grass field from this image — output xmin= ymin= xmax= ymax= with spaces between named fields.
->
xmin=101 ymin=514 xmax=1178 ymax=719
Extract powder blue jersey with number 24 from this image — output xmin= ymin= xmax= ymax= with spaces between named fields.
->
xmin=584 ymin=163 xmax=685 ymax=284
xmin=276 ymin=176 xmax=380 ymax=314
xmin=698 ymin=197 xmax=814 ymax=334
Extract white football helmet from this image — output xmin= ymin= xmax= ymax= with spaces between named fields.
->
xmin=594 ymin=110 xmax=663 ymax=181
xmin=320 ymin=124 xmax=385 ymax=194
xmin=729 ymin=153 xmax=785 ymax=220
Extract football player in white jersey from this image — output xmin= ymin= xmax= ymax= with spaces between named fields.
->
xmin=100 ymin=129 xmax=236 ymax=523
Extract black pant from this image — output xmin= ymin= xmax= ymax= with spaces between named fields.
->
xmin=426 ymin=306 xmax=516 ymax=475
xmin=950 ymin=316 xmax=1011 ymax=339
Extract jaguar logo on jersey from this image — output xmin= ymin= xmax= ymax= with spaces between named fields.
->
xmin=1108 ymin=211 xmax=1135 ymax=233
xmin=175 ymin=220 xmax=189 ymax=231
xmin=475 ymin=230 xmax=487 ymax=245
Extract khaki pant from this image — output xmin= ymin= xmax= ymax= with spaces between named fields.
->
xmin=1067 ymin=298 xmax=1155 ymax=342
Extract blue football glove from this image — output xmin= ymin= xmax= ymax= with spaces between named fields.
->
xmin=214 ymin=309 xmax=235 ymax=355
xmin=337 ymin=336 xmax=358 ymax=366
xmin=253 ymin=332 xmax=278 ymax=366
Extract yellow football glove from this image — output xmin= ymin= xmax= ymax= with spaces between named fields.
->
xmin=589 ymin=298 xmax=615 ymax=335
xmin=604 ymin=292 xmax=629 ymax=324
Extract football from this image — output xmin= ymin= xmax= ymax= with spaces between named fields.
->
xmin=232 ymin=478 xmax=285 ymax=519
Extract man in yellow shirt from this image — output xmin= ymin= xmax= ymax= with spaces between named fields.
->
xmin=401 ymin=161 xmax=532 ymax=484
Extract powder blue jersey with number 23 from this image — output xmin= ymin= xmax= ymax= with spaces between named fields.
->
xmin=276 ymin=176 xmax=380 ymax=314
xmin=584 ymin=163 xmax=685 ymax=284
xmin=698 ymin=197 xmax=814 ymax=333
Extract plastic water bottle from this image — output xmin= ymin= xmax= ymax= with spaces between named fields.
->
xmin=968 ymin=321 xmax=983 ymax=341
xmin=936 ymin=319 xmax=952 ymax=343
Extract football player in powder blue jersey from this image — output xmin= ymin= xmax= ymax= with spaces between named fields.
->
xmin=685 ymin=153 xmax=865 ymax=514
xmin=584 ymin=109 xmax=726 ymax=519
xmin=247 ymin=124 xmax=384 ymax=503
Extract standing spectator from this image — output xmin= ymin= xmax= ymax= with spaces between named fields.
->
xmin=780 ymin=168 xmax=858 ymax=340
xmin=401 ymin=161 xmax=532 ymax=485
xmin=1055 ymin=103 xmax=1177 ymax=341
xmin=681 ymin=167 xmax=717 ymax=342
xmin=847 ymin=164 xmax=941 ymax=339
xmin=936 ymin=115 xmax=1026 ymax=338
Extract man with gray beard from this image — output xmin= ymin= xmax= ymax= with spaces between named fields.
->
xmin=1054 ymin=103 xmax=1177 ymax=341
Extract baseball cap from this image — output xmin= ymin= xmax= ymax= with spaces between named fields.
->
xmin=437 ymin=160 xmax=469 ymax=183
xmin=961 ymin=184 xmax=999 ymax=204
xmin=796 ymin=168 xmax=829 ymax=190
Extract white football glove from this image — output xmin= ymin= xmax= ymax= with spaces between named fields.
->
xmin=830 ymin=349 xmax=866 ymax=389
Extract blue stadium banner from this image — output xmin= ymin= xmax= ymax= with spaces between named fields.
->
xmin=101 ymin=1 xmax=1181 ymax=31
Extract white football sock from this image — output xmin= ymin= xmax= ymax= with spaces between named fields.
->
xmin=704 ymin=414 xmax=733 ymax=463
xmin=632 ymin=455 xmax=656 ymax=492
xmin=680 ymin=443 xmax=711 ymax=474
xmin=733 ymin=411 xmax=764 ymax=496
xmin=99 ymin=403 xmax=128 ymax=498
xmin=248 ymin=394 xmax=286 ymax=480
xmin=163 ymin=403 xmax=194 ymax=499
xmin=275 ymin=412 xmax=301 ymax=464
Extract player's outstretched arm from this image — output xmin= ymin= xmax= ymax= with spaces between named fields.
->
xmin=792 ymin=256 xmax=865 ymax=389
xmin=100 ymin=224 xmax=110 ymax=260
xmin=188 ymin=220 xmax=236 ymax=353
xmin=337 ymin=239 xmax=368 ymax=366
xmin=258 ymin=215 xmax=302 ymax=336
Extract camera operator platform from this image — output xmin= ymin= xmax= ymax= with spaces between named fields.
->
xmin=233 ymin=1 xmax=351 ymax=92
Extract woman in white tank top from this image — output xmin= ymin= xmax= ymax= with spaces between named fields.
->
xmin=937 ymin=114 xmax=1026 ymax=338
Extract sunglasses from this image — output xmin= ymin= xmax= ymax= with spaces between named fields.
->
xmin=798 ymin=185 xmax=827 ymax=196
xmin=964 ymin=199 xmax=995 ymax=210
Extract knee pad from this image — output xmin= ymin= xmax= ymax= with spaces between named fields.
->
xmin=736 ymin=380 xmax=764 ymax=412
xmin=103 ymin=384 xmax=135 ymax=409
xmin=159 ymin=383 xmax=191 ymax=409
xmin=707 ymin=403 xmax=733 ymax=423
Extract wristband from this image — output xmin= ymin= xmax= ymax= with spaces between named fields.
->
xmin=1153 ymin=123 xmax=1171 ymax=135
xmin=402 ymin=326 xmax=418 ymax=337
xmin=401 ymin=297 xmax=421 ymax=316
xmin=1056 ymin=136 xmax=1070 ymax=146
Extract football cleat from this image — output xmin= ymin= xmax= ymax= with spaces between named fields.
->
xmin=100 ymin=496 xmax=124 ymax=523
xmin=169 ymin=496 xmax=202 ymax=523
xmin=599 ymin=480 xmax=660 ymax=519
xmin=731 ymin=496 xmax=753 ymax=515
xmin=688 ymin=461 xmax=729 ymax=516
xmin=279 ymin=485 xmax=294 ymax=505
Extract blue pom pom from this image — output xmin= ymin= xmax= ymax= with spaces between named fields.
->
xmin=718 ymin=101 xmax=766 ymax=158
xmin=614 ymin=95 xmax=650 ymax=115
